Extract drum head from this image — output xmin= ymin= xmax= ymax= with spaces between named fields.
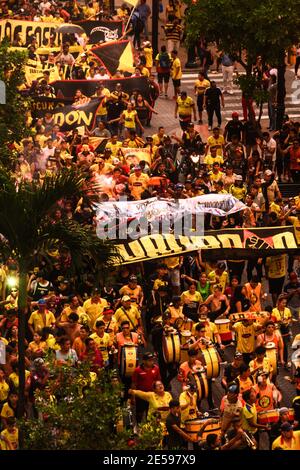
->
xmin=265 ymin=341 xmax=276 ymax=349
xmin=215 ymin=319 xmax=230 ymax=324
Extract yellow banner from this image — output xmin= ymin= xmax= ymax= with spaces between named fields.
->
xmin=0 ymin=19 xmax=61 ymax=48
xmin=121 ymin=148 xmax=151 ymax=165
xmin=25 ymin=64 xmax=61 ymax=85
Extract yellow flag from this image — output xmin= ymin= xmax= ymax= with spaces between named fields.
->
xmin=124 ymin=0 xmax=139 ymax=7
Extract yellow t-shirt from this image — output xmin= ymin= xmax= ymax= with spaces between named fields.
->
xmin=207 ymin=135 xmax=225 ymax=156
xmin=272 ymin=430 xmax=300 ymax=450
xmin=209 ymin=171 xmax=225 ymax=183
xmin=132 ymin=390 xmax=173 ymax=422
xmin=194 ymin=79 xmax=210 ymax=95
xmin=0 ymin=428 xmax=19 ymax=450
xmin=179 ymin=391 xmax=198 ymax=423
xmin=105 ymin=141 xmax=122 ymax=157
xmin=266 ymin=255 xmax=287 ymax=278
xmin=229 ymin=184 xmax=247 ymax=201
xmin=114 ymin=306 xmax=141 ymax=330
xmin=83 ymin=298 xmax=108 ymax=328
xmin=171 ymin=57 xmax=182 ymax=80
xmin=176 ymin=96 xmax=194 ymax=116
xmin=241 ymin=403 xmax=258 ymax=434
xmin=181 ymin=291 xmax=202 ymax=305
xmin=9 ymin=371 xmax=30 ymax=390
xmin=207 ymin=270 xmax=229 ymax=293
xmin=288 ymin=216 xmax=300 ymax=244
xmin=0 ymin=381 xmax=9 ymax=402
xmin=192 ymin=321 xmax=218 ymax=343
xmin=143 ymin=47 xmax=153 ymax=68
xmin=90 ymin=332 xmax=111 ymax=362
xmin=272 ymin=307 xmax=292 ymax=323
xmin=234 ymin=321 xmax=257 ymax=353
xmin=204 ymin=154 xmax=224 ymax=169
xmin=128 ymin=173 xmax=149 ymax=200
xmin=123 ymin=110 xmax=137 ymax=129
xmin=0 ymin=402 xmax=14 ymax=420
xmin=60 ymin=305 xmax=86 ymax=323
xmin=28 ymin=310 xmax=56 ymax=332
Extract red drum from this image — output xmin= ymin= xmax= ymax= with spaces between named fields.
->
xmin=257 ymin=409 xmax=279 ymax=425
xmin=288 ymin=409 xmax=295 ymax=422
xmin=215 ymin=319 xmax=232 ymax=343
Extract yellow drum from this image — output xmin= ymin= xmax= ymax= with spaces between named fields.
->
xmin=291 ymin=349 xmax=300 ymax=377
xmin=200 ymin=418 xmax=221 ymax=441
xmin=200 ymin=346 xmax=221 ymax=379
xmin=120 ymin=345 xmax=137 ymax=377
xmin=184 ymin=418 xmax=202 ymax=441
xmin=180 ymin=330 xmax=192 ymax=364
xmin=265 ymin=341 xmax=277 ymax=376
xmin=215 ymin=319 xmax=232 ymax=343
xmin=188 ymin=368 xmax=209 ymax=401
xmin=180 ymin=318 xmax=194 ymax=332
xmin=163 ymin=329 xmax=181 ymax=363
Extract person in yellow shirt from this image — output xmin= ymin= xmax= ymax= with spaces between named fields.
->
xmin=179 ymin=385 xmax=199 ymax=424
xmin=204 ymin=146 xmax=224 ymax=170
xmin=284 ymin=208 xmax=300 ymax=245
xmin=232 ymin=319 xmax=262 ymax=364
xmin=205 ymin=127 xmax=225 ymax=157
xmin=272 ymin=423 xmax=300 ymax=450
xmin=207 ymin=262 xmax=229 ymax=293
xmin=129 ymin=380 xmax=172 ymax=422
xmin=28 ymin=299 xmax=56 ymax=336
xmin=209 ymin=162 xmax=225 ymax=183
xmin=118 ymin=103 xmax=144 ymax=134
xmin=266 ymin=255 xmax=287 ymax=305
xmin=105 ymin=135 xmax=123 ymax=157
xmin=241 ymin=388 xmax=268 ymax=436
xmin=89 ymin=321 xmax=112 ymax=367
xmin=181 ymin=284 xmax=202 ymax=321
xmin=229 ymin=174 xmax=247 ymax=201
xmin=58 ymin=296 xmax=86 ymax=323
xmin=83 ymin=291 xmax=108 ymax=329
xmin=114 ymin=296 xmax=143 ymax=333
xmin=0 ymin=368 xmax=9 ymax=403
xmin=128 ymin=165 xmax=149 ymax=200
xmin=142 ymin=41 xmax=153 ymax=72
xmin=194 ymin=71 xmax=210 ymax=124
xmin=175 ymin=91 xmax=196 ymax=131
xmin=171 ymin=50 xmax=182 ymax=99
xmin=0 ymin=417 xmax=19 ymax=450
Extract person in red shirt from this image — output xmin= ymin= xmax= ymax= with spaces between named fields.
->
xmin=131 ymin=352 xmax=161 ymax=423
xmin=286 ymin=139 xmax=300 ymax=183
xmin=80 ymin=338 xmax=104 ymax=374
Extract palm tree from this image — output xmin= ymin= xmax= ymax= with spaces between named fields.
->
xmin=0 ymin=168 xmax=119 ymax=419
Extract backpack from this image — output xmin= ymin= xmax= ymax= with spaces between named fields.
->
xmin=159 ymin=52 xmax=171 ymax=69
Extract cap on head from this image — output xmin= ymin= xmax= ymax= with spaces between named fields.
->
xmin=264 ymin=169 xmax=272 ymax=176
xmin=38 ymin=299 xmax=47 ymax=305
xmin=232 ymin=112 xmax=239 ymax=118
xmin=235 ymin=174 xmax=243 ymax=181
xmin=281 ymin=422 xmax=293 ymax=432
xmin=143 ymin=352 xmax=154 ymax=360
xmin=279 ymin=407 xmax=289 ymax=416
xmin=122 ymin=295 xmax=131 ymax=302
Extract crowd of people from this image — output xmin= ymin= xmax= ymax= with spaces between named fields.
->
xmin=0 ymin=0 xmax=300 ymax=452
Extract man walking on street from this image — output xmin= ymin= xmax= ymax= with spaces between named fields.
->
xmin=204 ymin=81 xmax=224 ymax=130
xmin=221 ymin=53 xmax=235 ymax=95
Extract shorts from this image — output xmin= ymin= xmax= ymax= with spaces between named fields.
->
xmin=197 ymin=94 xmax=204 ymax=111
xmin=157 ymin=72 xmax=170 ymax=84
xmin=172 ymin=78 xmax=181 ymax=88
xmin=268 ymin=276 xmax=285 ymax=294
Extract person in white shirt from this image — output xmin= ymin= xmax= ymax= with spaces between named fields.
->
xmin=262 ymin=132 xmax=277 ymax=172
xmin=39 ymin=1 xmax=52 ymax=15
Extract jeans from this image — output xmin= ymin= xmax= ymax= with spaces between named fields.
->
xmin=268 ymin=102 xmax=277 ymax=130
xmin=206 ymin=104 xmax=221 ymax=127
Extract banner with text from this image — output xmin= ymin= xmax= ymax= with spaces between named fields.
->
xmin=0 ymin=19 xmax=60 ymax=47
xmin=52 ymin=76 xmax=151 ymax=101
xmin=48 ymin=98 xmax=101 ymax=131
xmin=114 ymin=227 xmax=299 ymax=264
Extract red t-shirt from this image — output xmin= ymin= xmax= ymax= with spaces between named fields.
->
xmin=131 ymin=364 xmax=161 ymax=391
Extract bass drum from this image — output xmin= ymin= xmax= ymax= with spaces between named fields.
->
xmin=200 ymin=346 xmax=221 ymax=379
xmin=120 ymin=345 xmax=138 ymax=377
xmin=265 ymin=341 xmax=277 ymax=376
xmin=214 ymin=319 xmax=232 ymax=344
xmin=162 ymin=329 xmax=181 ymax=364
xmin=188 ymin=369 xmax=208 ymax=401
xmin=180 ymin=330 xmax=192 ymax=364
xmin=199 ymin=418 xmax=221 ymax=441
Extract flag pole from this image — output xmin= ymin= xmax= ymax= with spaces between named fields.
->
xmin=125 ymin=5 xmax=136 ymax=33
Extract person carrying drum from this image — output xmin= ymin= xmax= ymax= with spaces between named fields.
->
xmin=115 ymin=320 xmax=139 ymax=399
xmin=271 ymin=295 xmax=293 ymax=370
xmin=256 ymin=321 xmax=284 ymax=370
xmin=164 ymin=296 xmax=184 ymax=326
xmin=220 ymin=382 xmax=244 ymax=437
xmin=165 ymin=399 xmax=195 ymax=449
xmin=253 ymin=372 xmax=282 ymax=416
